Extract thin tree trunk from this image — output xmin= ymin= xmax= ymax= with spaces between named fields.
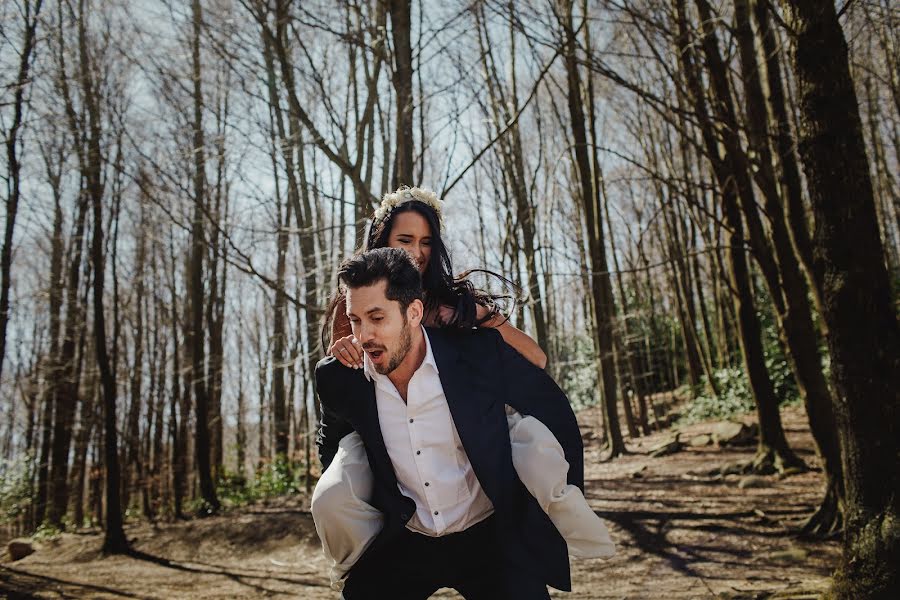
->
xmin=676 ymin=0 xmax=803 ymax=472
xmin=236 ymin=323 xmax=247 ymax=478
xmin=389 ymin=0 xmax=414 ymax=187
xmin=474 ymin=4 xmax=549 ymax=353
xmin=752 ymin=0 xmax=822 ymax=322
xmin=188 ymin=0 xmax=218 ymax=514
xmin=33 ymin=161 xmax=64 ymax=527
xmin=122 ymin=212 xmax=146 ymax=514
xmin=736 ymin=0 xmax=842 ymax=528
xmin=77 ymin=0 xmax=126 ymax=549
xmin=70 ymin=372 xmax=97 ymax=528
xmin=560 ymin=0 xmax=625 ymax=456
xmin=47 ymin=0 xmax=94 ymax=527
xmin=1 ymin=0 xmax=44 ymax=385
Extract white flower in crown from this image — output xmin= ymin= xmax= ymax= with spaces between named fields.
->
xmin=373 ymin=186 xmax=444 ymax=227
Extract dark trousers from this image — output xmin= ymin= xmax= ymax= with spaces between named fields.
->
xmin=341 ymin=516 xmax=546 ymax=600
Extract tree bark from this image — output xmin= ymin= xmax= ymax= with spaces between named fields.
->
xmin=189 ymin=0 xmax=219 ymax=514
xmin=752 ymin=0 xmax=822 ymax=321
xmin=48 ymin=0 xmax=94 ymax=527
xmin=560 ymin=0 xmax=625 ymax=456
xmin=73 ymin=0 xmax=126 ymax=551
xmin=1 ymin=0 xmax=44 ymax=386
xmin=389 ymin=0 xmax=414 ymax=187
xmin=781 ymin=2 xmax=900 ymax=596
xmin=735 ymin=0 xmax=842 ymax=528
xmin=474 ymin=3 xmax=549 ymax=354
xmin=676 ymin=0 xmax=804 ymax=472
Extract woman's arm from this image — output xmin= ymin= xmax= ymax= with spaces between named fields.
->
xmin=328 ymin=295 xmax=364 ymax=369
xmin=476 ymin=304 xmax=547 ymax=370
xmin=331 ymin=295 xmax=352 ymax=342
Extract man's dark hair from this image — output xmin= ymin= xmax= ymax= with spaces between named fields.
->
xmin=338 ymin=247 xmax=423 ymax=314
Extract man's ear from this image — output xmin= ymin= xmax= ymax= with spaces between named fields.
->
xmin=407 ymin=298 xmax=424 ymax=326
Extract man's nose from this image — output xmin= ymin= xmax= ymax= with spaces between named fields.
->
xmin=357 ymin=322 xmax=375 ymax=344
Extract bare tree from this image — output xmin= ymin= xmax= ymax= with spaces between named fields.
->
xmin=560 ymin=0 xmax=626 ymax=456
xmin=186 ymin=0 xmax=219 ymax=514
xmin=1 ymin=0 xmax=44 ymax=385
xmin=389 ymin=0 xmax=414 ymax=187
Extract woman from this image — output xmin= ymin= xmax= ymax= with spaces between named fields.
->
xmin=325 ymin=186 xmax=546 ymax=370
xmin=313 ymin=187 xmax=614 ymax=588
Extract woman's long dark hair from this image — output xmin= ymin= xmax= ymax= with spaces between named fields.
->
xmin=321 ymin=194 xmax=516 ymax=350
xmin=367 ymin=200 xmax=504 ymax=328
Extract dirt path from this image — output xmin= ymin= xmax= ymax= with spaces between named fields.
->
xmin=1 ymin=406 xmax=838 ymax=599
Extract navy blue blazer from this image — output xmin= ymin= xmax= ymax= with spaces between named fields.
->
xmin=315 ymin=326 xmax=584 ymax=594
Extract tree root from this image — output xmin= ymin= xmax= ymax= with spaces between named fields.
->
xmin=599 ymin=444 xmax=629 ymax=461
xmin=800 ymin=481 xmax=843 ymax=539
xmin=746 ymin=445 xmax=808 ymax=475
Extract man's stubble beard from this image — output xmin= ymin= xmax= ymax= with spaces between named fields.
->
xmin=377 ymin=316 xmax=412 ymax=375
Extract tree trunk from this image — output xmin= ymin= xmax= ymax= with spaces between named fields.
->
xmin=48 ymin=0 xmax=96 ymax=527
xmin=70 ymin=373 xmax=97 ymax=528
xmin=781 ymin=2 xmax=900 ymax=596
xmin=389 ymin=0 xmax=414 ymax=187
xmin=122 ymin=214 xmax=146 ymax=514
xmin=271 ymin=181 xmax=291 ymax=458
xmin=474 ymin=4 xmax=549 ymax=354
xmin=560 ymin=0 xmax=625 ymax=456
xmin=676 ymin=0 xmax=803 ymax=472
xmin=735 ymin=0 xmax=842 ymax=528
xmin=189 ymin=0 xmax=218 ymax=514
xmin=1 ymin=0 xmax=44 ymax=386
xmin=236 ymin=326 xmax=247 ymax=478
xmin=77 ymin=0 xmax=126 ymax=549
xmin=166 ymin=228 xmax=186 ymax=519
xmin=752 ymin=0 xmax=822 ymax=322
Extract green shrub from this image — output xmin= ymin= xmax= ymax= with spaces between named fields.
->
xmin=31 ymin=522 xmax=62 ymax=541
xmin=553 ymin=333 xmax=600 ymax=411
xmin=215 ymin=455 xmax=305 ymax=509
xmin=680 ymin=367 xmax=754 ymax=424
xmin=679 ymin=352 xmax=801 ymax=425
xmin=0 ymin=453 xmax=34 ymax=525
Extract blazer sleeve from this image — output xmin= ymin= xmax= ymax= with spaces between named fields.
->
xmin=314 ymin=356 xmax=355 ymax=470
xmin=493 ymin=330 xmax=584 ymax=489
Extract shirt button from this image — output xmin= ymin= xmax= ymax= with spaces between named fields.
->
xmin=409 ymin=418 xmax=414 ymax=423
xmin=424 ymin=482 xmax=429 ymax=487
xmin=416 ymin=450 xmax=421 ymax=455
xmin=434 ymin=511 xmax=439 ymax=516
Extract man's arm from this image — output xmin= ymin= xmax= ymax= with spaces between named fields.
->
xmin=315 ymin=357 xmax=355 ymax=470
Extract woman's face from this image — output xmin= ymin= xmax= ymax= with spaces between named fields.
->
xmin=387 ymin=210 xmax=432 ymax=274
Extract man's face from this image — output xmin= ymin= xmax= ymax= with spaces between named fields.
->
xmin=346 ymin=279 xmax=421 ymax=375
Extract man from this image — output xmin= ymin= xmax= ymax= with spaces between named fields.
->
xmin=314 ymin=248 xmax=585 ymax=599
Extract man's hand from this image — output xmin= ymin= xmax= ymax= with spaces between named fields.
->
xmin=328 ymin=335 xmax=364 ymax=369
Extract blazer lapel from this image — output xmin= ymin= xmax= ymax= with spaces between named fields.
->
xmin=428 ymin=328 xmax=503 ymax=503
xmin=351 ymin=376 xmax=400 ymax=493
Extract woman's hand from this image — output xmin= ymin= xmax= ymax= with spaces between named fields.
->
xmin=475 ymin=302 xmax=496 ymax=325
xmin=328 ymin=334 xmax=364 ymax=369
xmin=436 ymin=304 xmax=457 ymax=326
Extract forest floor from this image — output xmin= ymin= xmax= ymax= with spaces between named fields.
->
xmin=1 ymin=404 xmax=839 ymax=599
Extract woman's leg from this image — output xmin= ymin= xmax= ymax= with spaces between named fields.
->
xmin=310 ymin=432 xmax=384 ymax=586
xmin=506 ymin=408 xmax=616 ymax=559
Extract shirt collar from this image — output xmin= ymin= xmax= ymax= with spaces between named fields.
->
xmin=363 ymin=325 xmax=437 ymax=383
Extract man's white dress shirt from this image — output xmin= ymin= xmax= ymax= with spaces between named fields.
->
xmin=364 ymin=327 xmax=494 ymax=536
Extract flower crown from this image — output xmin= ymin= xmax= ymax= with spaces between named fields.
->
xmin=372 ymin=186 xmax=444 ymax=228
